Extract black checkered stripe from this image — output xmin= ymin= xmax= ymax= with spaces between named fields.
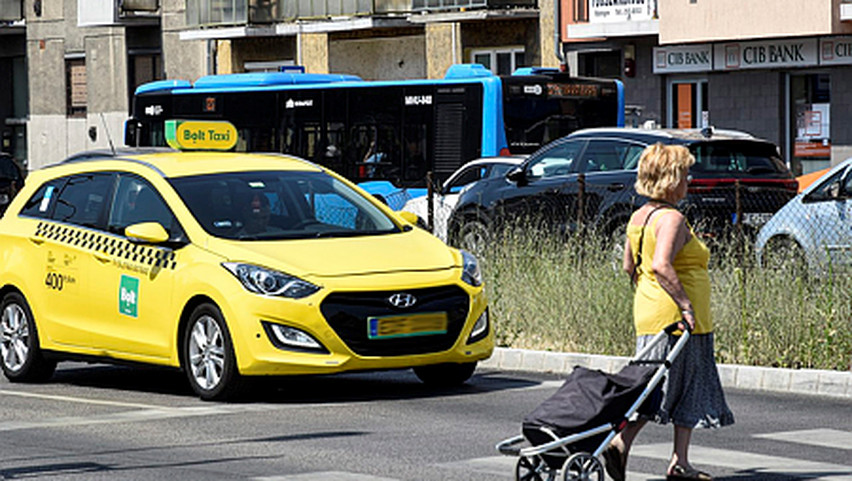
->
xmin=35 ymin=222 xmax=177 ymax=270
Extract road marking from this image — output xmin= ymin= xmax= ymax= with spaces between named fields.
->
xmin=0 ymin=388 xmax=175 ymax=410
xmin=753 ymin=428 xmax=852 ymax=451
xmin=631 ymin=443 xmax=852 ymax=480
xmin=254 ymin=473 xmax=399 ymax=481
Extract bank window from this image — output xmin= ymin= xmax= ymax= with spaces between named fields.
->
xmin=66 ymin=57 xmax=87 ymax=118
xmin=472 ymin=48 xmax=526 ymax=75
xmin=790 ymin=73 xmax=830 ymax=176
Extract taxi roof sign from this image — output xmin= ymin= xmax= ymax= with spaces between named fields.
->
xmin=165 ymin=120 xmax=238 ymax=151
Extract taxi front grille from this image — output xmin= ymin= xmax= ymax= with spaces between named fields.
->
xmin=319 ymin=285 xmax=470 ymax=356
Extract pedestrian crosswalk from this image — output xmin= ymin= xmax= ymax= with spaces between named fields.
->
xmin=435 ymin=428 xmax=852 ymax=481
xmin=249 ymin=429 xmax=852 ymax=481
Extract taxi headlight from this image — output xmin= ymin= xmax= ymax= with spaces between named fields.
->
xmin=223 ymin=263 xmax=320 ymax=298
xmin=460 ymin=250 xmax=483 ymax=287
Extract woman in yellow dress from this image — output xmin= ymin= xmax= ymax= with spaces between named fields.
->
xmin=603 ymin=143 xmax=734 ymax=481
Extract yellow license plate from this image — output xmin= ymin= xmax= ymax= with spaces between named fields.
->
xmin=367 ymin=312 xmax=448 ymax=339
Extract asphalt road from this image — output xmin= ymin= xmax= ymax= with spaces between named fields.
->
xmin=2 ymin=363 xmax=851 ymax=481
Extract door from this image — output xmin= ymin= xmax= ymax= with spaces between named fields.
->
xmin=28 ymin=173 xmax=115 ymax=348
xmin=87 ymin=173 xmax=182 ymax=359
xmin=575 ymin=139 xmax=646 ymax=232
xmin=497 ymin=139 xmax=586 ymax=233
xmin=668 ymin=79 xmax=709 ymax=129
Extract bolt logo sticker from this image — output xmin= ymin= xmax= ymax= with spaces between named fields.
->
xmin=119 ymin=275 xmax=139 ymax=318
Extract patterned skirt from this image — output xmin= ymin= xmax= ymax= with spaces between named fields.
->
xmin=635 ymin=332 xmax=735 ymax=429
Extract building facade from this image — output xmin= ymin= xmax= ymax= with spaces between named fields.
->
xmin=17 ymin=0 xmax=560 ymax=169
xmin=562 ymin=0 xmax=852 ymax=174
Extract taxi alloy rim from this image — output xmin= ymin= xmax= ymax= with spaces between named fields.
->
xmin=188 ymin=315 xmax=225 ymax=390
xmin=1 ymin=303 xmax=29 ymax=372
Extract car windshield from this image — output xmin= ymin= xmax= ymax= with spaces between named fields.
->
xmin=170 ymin=170 xmax=400 ymax=240
xmin=689 ymin=140 xmax=786 ymax=175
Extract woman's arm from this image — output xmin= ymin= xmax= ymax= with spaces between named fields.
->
xmin=651 ymin=211 xmax=696 ymax=328
xmin=623 ymin=236 xmax=635 ymax=279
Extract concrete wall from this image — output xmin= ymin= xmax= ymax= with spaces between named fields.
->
xmin=706 ymin=70 xmax=783 ymax=147
xmin=301 ymin=32 xmax=330 ymax=74
xmin=659 ymin=0 xmax=851 ymax=44
xmin=622 ymin=38 xmax=663 ymax=126
xmin=538 ymin=0 xmax=560 ymax=67
xmin=329 ymin=35 xmax=425 ymax=80
xmin=830 ymin=65 xmax=852 ymax=167
xmin=162 ymin=0 xmax=207 ymax=80
xmin=426 ymin=23 xmax=460 ymax=79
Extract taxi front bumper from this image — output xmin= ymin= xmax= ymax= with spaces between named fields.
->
xmin=219 ymin=282 xmax=492 ymax=376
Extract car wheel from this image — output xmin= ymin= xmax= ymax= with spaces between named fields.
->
xmin=1 ymin=292 xmax=56 ymax=382
xmin=763 ymin=236 xmax=807 ymax=273
xmin=457 ymin=219 xmax=491 ymax=255
xmin=183 ymin=303 xmax=243 ymax=401
xmin=413 ymin=362 xmax=477 ymax=386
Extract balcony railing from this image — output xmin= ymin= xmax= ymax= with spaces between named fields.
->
xmin=186 ymin=0 xmax=536 ymax=26
xmin=0 ymin=0 xmax=23 ymax=22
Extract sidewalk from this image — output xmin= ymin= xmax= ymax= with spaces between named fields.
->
xmin=481 ymin=347 xmax=852 ymax=399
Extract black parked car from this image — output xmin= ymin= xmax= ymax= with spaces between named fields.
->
xmin=447 ymin=127 xmax=798 ymax=250
xmin=0 ymin=153 xmax=25 ymax=215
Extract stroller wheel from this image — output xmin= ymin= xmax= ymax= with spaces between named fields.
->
xmin=515 ymin=455 xmax=554 ymax=481
xmin=561 ymin=452 xmax=604 ymax=481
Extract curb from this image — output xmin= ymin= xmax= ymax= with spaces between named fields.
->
xmin=481 ymin=347 xmax=852 ymax=399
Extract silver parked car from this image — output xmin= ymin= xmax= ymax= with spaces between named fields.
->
xmin=755 ymin=157 xmax=852 ymax=271
xmin=402 ymin=156 xmax=525 ymax=242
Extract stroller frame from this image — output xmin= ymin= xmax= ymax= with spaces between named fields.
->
xmin=496 ymin=322 xmax=692 ymax=481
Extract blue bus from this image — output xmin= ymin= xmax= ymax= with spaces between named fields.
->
xmin=125 ymin=64 xmax=624 ymax=209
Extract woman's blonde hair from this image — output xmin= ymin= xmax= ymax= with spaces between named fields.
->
xmin=634 ymin=143 xmax=695 ymax=199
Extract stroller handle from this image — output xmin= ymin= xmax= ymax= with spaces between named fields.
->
xmin=664 ymin=319 xmax=693 ymax=335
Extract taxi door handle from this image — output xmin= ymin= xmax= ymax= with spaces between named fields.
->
xmin=93 ymin=251 xmax=111 ymax=263
xmin=28 ymin=236 xmax=45 ymax=246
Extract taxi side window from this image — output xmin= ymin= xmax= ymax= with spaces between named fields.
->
xmin=19 ymin=179 xmax=67 ymax=219
xmin=51 ymin=173 xmax=114 ymax=228
xmin=107 ymin=175 xmax=180 ymax=238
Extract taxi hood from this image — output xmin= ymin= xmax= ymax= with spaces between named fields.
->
xmin=207 ymin=229 xmax=459 ymax=278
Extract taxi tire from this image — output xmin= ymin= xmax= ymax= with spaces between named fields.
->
xmin=0 ymin=292 xmax=57 ymax=382
xmin=183 ymin=303 xmax=243 ymax=401
xmin=413 ymin=362 xmax=477 ymax=387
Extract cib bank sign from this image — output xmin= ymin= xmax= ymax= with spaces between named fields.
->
xmin=655 ymin=37 xmax=852 ymax=74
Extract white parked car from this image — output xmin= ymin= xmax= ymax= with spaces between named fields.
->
xmin=755 ymin=157 xmax=852 ymax=271
xmin=402 ymin=156 xmax=525 ymax=242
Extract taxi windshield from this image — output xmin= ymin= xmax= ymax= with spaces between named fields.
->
xmin=170 ymin=170 xmax=401 ymax=240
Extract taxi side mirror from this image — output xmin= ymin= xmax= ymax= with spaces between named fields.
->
xmin=397 ymin=210 xmax=420 ymax=226
xmin=125 ymin=222 xmax=170 ymax=244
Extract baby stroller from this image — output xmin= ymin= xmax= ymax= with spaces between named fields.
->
xmin=496 ymin=322 xmax=692 ymax=481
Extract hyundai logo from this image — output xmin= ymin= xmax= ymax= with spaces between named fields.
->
xmin=388 ymin=293 xmax=417 ymax=308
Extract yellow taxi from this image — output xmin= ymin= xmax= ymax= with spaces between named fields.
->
xmin=0 ymin=138 xmax=491 ymax=400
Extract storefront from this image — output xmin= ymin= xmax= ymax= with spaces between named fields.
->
xmin=654 ymin=37 xmax=852 ymax=175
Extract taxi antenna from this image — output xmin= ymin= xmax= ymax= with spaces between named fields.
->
xmin=99 ymin=112 xmax=116 ymax=156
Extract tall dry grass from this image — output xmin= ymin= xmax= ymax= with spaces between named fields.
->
xmin=479 ymin=228 xmax=852 ymax=371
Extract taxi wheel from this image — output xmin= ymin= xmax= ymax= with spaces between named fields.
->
xmin=183 ymin=303 xmax=242 ymax=401
xmin=413 ymin=362 xmax=477 ymax=387
xmin=0 ymin=292 xmax=56 ymax=382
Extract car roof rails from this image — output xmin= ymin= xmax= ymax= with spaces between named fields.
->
xmin=59 ymin=147 xmax=176 ymax=164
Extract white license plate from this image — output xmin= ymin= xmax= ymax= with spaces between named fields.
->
xmin=733 ymin=212 xmax=773 ymax=227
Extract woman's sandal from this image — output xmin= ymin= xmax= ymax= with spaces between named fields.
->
xmin=602 ymin=443 xmax=626 ymax=481
xmin=666 ymin=464 xmax=713 ymax=481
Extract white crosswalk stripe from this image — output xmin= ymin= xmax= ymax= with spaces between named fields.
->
xmin=254 ymin=473 xmax=400 ymax=481
xmin=630 ymin=442 xmax=852 ymax=481
xmin=753 ymin=428 xmax=852 ymax=451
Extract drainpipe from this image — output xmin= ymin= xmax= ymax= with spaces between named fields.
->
xmin=554 ymin=0 xmax=565 ymax=66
